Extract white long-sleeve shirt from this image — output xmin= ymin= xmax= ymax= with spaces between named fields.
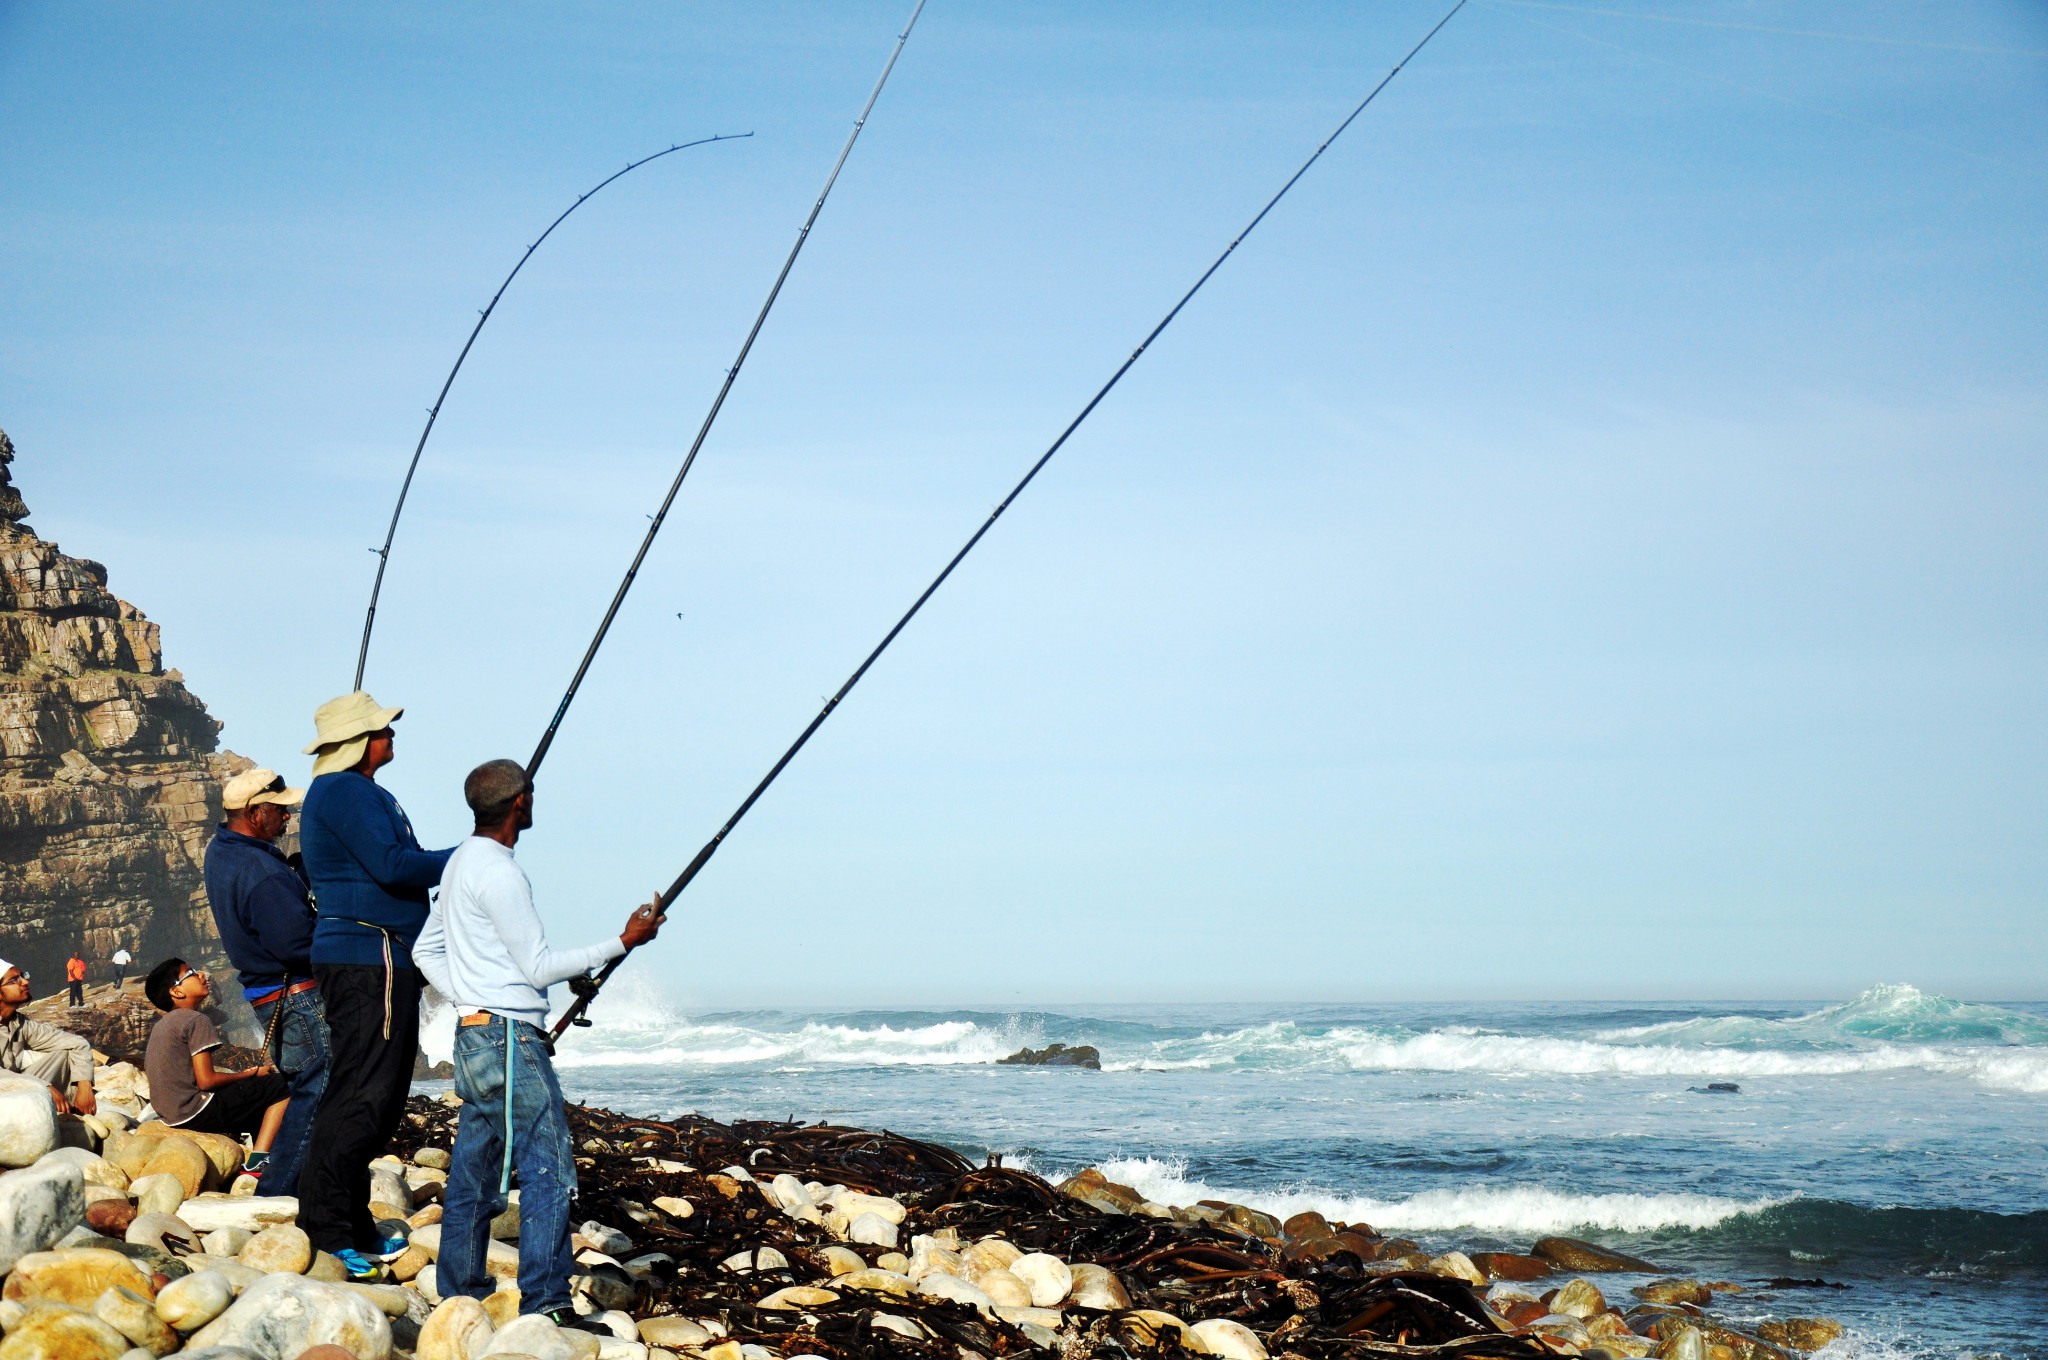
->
xmin=413 ymin=836 xmax=623 ymax=1030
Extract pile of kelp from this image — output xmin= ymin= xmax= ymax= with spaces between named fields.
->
xmin=389 ymin=1097 xmax=1550 ymax=1360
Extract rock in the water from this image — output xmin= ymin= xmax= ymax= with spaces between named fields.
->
xmin=1551 ymin=1278 xmax=1606 ymax=1319
xmin=0 ymin=1300 xmax=133 ymax=1360
xmin=995 ymin=1043 xmax=1101 ymax=1069
xmin=93 ymin=1285 xmax=178 ymax=1356
xmin=416 ymin=1295 xmax=492 ymax=1360
xmin=1531 ymin=1237 xmax=1664 ymax=1274
xmin=1634 ymin=1279 xmax=1712 ymax=1307
xmin=1755 ymin=1319 xmax=1845 ymax=1352
xmin=1428 ymin=1251 xmax=1487 ymax=1285
xmin=0 ymin=1159 xmax=85 ymax=1274
xmin=0 ymin=1080 xmax=62 ymax=1170
xmin=3 ymin=1249 xmax=156 ymax=1307
xmin=1009 ymin=1253 xmax=1071 ymax=1308
xmin=176 ymin=1198 xmax=297 ymax=1235
xmin=1189 ymin=1318 xmax=1268 ymax=1360
xmin=184 ymin=1272 xmax=392 ymax=1360
xmin=1657 ymin=1325 xmax=1706 ymax=1360
xmin=1471 ymin=1252 xmax=1552 ymax=1282
xmin=235 ymin=1225 xmax=312 ymax=1276
xmin=153 ymin=1271 xmax=235 ymax=1332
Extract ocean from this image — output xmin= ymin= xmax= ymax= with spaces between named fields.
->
xmin=425 ymin=984 xmax=2048 ymax=1359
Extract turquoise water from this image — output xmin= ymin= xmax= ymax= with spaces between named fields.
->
xmin=440 ymin=985 xmax=2048 ymax=1359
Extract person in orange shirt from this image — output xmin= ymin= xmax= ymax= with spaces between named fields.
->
xmin=65 ymin=953 xmax=85 ymax=1008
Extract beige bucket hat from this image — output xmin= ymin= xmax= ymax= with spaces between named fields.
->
xmin=304 ymin=691 xmax=404 ymax=777
xmin=222 ymin=767 xmax=305 ymax=810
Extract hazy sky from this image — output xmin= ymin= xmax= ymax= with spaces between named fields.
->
xmin=4 ymin=2 xmax=2043 ymax=1006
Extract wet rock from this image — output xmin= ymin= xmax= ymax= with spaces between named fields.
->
xmin=1055 ymin=1168 xmax=1142 ymax=1214
xmin=1635 ymin=1279 xmax=1712 ymax=1307
xmin=1428 ymin=1251 xmax=1487 ymax=1285
xmin=92 ymin=1286 xmax=177 ymax=1356
xmin=3 ymin=1249 xmax=156 ymax=1308
xmin=1009 ymin=1253 xmax=1071 ymax=1308
xmin=185 ymin=1272 xmax=392 ymax=1360
xmin=1472 ymin=1252 xmax=1553 ymax=1282
xmin=1754 ymin=1319 xmax=1844 ymax=1352
xmin=1281 ymin=1210 xmax=1333 ymax=1241
xmin=0 ymin=1158 xmax=85 ymax=1274
xmin=1552 ymin=1278 xmax=1607 ymax=1319
xmin=0 ymin=1301 xmax=132 ymax=1360
xmin=1189 ymin=1318 xmax=1268 ymax=1360
xmin=0 ymin=1078 xmax=62 ymax=1169
xmin=1532 ymin=1237 xmax=1664 ymax=1274
xmin=153 ymin=1272 xmax=235 ymax=1332
xmin=1657 ymin=1325 xmax=1706 ymax=1360
xmin=996 ymin=1044 xmax=1100 ymax=1070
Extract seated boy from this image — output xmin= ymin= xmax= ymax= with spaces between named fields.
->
xmin=144 ymin=958 xmax=290 ymax=1169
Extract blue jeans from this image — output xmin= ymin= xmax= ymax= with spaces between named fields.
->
xmin=252 ymin=987 xmax=329 ymax=1197
xmin=440 ymin=1018 xmax=576 ymax=1314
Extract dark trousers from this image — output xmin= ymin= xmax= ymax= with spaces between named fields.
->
xmin=67 ymin=981 xmax=83 ymax=1006
xmin=297 ymin=962 xmax=420 ymax=1254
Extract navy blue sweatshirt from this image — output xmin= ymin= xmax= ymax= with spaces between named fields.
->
xmin=203 ymin=825 xmax=315 ymax=996
xmin=301 ymin=772 xmax=453 ymax=967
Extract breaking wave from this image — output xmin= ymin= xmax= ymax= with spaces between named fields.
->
xmin=530 ymin=985 xmax=2048 ymax=1094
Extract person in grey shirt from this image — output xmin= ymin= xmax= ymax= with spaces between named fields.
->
xmin=413 ymin=759 xmax=662 ymax=1330
xmin=0 ymin=958 xmax=95 ymax=1114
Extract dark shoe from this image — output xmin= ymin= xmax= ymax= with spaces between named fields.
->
xmin=540 ymin=1307 xmax=613 ymax=1336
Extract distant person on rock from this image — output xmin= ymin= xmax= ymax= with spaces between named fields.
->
xmin=205 ymin=765 xmax=325 ymax=1197
xmin=65 ymin=952 xmax=85 ymax=1007
xmin=296 ymin=691 xmax=455 ymax=1282
xmin=111 ymin=947 xmax=132 ymax=988
xmin=413 ymin=758 xmax=664 ymax=1330
xmin=143 ymin=958 xmax=290 ymax=1160
xmin=0 ymin=959 xmax=97 ymax=1114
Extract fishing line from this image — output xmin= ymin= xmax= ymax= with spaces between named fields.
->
xmin=526 ymin=0 xmax=930 ymax=777
xmin=353 ymin=133 xmax=750 ymax=690
xmin=551 ymin=0 xmax=1470 ymax=1043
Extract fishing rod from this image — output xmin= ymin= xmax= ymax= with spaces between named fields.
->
xmin=526 ymin=0 xmax=930 ymax=778
xmin=352 ymin=133 xmax=751 ymax=691
xmin=550 ymin=0 xmax=1470 ymax=1045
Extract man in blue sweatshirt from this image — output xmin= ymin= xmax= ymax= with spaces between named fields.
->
xmin=296 ymin=691 xmax=455 ymax=1280
xmin=203 ymin=765 xmax=322 ymax=1195
xmin=414 ymin=758 xmax=663 ymax=1328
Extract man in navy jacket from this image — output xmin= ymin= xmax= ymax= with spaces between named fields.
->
xmin=295 ymin=691 xmax=454 ymax=1280
xmin=203 ymin=766 xmax=322 ymax=1195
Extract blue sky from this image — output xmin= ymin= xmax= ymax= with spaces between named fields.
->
xmin=4 ymin=2 xmax=2044 ymax=1005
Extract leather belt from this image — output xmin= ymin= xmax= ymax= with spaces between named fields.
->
xmin=247 ymin=978 xmax=318 ymax=1007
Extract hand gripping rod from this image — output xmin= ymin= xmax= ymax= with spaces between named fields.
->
xmin=550 ymin=0 xmax=1469 ymax=1044
xmin=353 ymin=133 xmax=751 ymax=691
xmin=526 ymin=0 xmax=931 ymax=778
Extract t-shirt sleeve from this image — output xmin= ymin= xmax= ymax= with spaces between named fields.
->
xmin=185 ymin=1011 xmax=222 ymax=1054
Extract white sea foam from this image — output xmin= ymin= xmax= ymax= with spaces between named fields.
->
xmin=1091 ymin=1155 xmax=1775 ymax=1236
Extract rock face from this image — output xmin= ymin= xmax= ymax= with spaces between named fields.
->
xmin=997 ymin=1043 xmax=1102 ymax=1070
xmin=0 ymin=428 xmax=257 ymax=1035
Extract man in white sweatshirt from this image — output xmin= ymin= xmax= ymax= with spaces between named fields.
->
xmin=413 ymin=759 xmax=663 ymax=1329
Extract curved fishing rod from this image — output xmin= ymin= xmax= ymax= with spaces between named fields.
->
xmin=551 ymin=0 xmax=1470 ymax=1044
xmin=353 ymin=132 xmax=752 ymax=691
xmin=527 ymin=0 xmax=930 ymax=778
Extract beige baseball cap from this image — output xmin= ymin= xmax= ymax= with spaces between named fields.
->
xmin=223 ymin=767 xmax=306 ymax=810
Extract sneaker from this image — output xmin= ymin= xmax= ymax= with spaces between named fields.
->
xmin=363 ymin=1233 xmax=409 ymax=1261
xmin=333 ymin=1249 xmax=386 ymax=1282
xmin=540 ymin=1308 xmax=612 ymax=1336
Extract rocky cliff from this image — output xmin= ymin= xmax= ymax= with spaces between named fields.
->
xmin=0 ymin=426 xmax=254 ymax=1024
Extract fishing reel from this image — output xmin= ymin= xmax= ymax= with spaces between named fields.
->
xmin=565 ymin=970 xmax=601 ymax=1024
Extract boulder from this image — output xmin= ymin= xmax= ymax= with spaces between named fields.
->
xmin=1189 ymin=1318 xmax=1268 ymax=1360
xmin=1471 ymin=1252 xmax=1552 ymax=1282
xmin=1635 ymin=1279 xmax=1713 ymax=1307
xmin=1428 ymin=1252 xmax=1487 ymax=1286
xmin=1056 ymin=1168 xmax=1141 ymax=1214
xmin=0 ymin=1159 xmax=85 ymax=1274
xmin=2 ymin=1249 xmax=155 ymax=1307
xmin=92 ymin=1286 xmax=177 ymax=1356
xmin=1551 ymin=1278 xmax=1606 ymax=1319
xmin=416 ymin=1295 xmax=493 ymax=1360
xmin=184 ymin=1272 xmax=392 ymax=1360
xmin=176 ymin=1198 xmax=298 ymax=1235
xmin=1531 ymin=1237 xmax=1663 ymax=1274
xmin=237 ymin=1225 xmax=312 ymax=1276
xmin=995 ymin=1043 xmax=1101 ymax=1069
xmin=0 ymin=1301 xmax=131 ymax=1360
xmin=153 ymin=1271 xmax=236 ymax=1332
xmin=480 ymin=1314 xmax=598 ymax=1360
xmin=36 ymin=1149 xmax=122 ymax=1191
xmin=959 ymin=1238 xmax=1022 ymax=1278
xmin=1066 ymin=1263 xmax=1131 ymax=1310
xmin=0 ymin=1080 xmax=61 ymax=1170
xmin=1657 ymin=1325 xmax=1706 ymax=1360
xmin=123 ymin=1214 xmax=197 ymax=1255
xmin=976 ymin=1269 xmax=1032 ymax=1309
xmin=134 ymin=1142 xmax=209 ymax=1202
xmin=1009 ymin=1253 xmax=1071 ymax=1308
xmin=126 ymin=1126 xmax=241 ymax=1185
